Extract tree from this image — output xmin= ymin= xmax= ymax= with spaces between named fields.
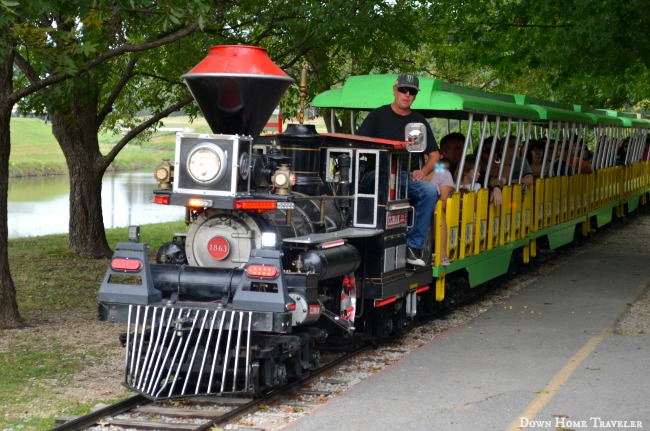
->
xmin=422 ymin=0 xmax=650 ymax=109
xmin=14 ymin=2 xmax=216 ymax=258
xmin=0 ymin=12 xmax=21 ymax=328
xmin=0 ymin=0 xmax=210 ymax=328
xmin=0 ymin=0 xmax=441 ymax=328
xmin=18 ymin=0 xmax=438 ymax=257
xmin=0 ymin=0 xmax=85 ymax=328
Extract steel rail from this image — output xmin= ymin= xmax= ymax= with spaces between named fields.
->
xmin=49 ymin=395 xmax=149 ymax=431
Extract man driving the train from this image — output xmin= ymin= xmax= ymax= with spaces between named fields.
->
xmin=359 ymin=73 xmax=440 ymax=267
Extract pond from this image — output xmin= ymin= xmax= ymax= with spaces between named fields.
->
xmin=8 ymin=172 xmax=185 ymax=238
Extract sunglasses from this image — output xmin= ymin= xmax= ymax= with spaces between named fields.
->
xmin=396 ymin=86 xmax=418 ymax=96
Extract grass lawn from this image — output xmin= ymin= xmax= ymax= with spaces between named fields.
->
xmin=8 ymin=115 xmax=213 ymax=177
xmin=1 ymin=221 xmax=188 ymax=431
xmin=9 ymin=115 xmax=328 ymax=178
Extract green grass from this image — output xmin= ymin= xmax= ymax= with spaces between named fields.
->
xmin=10 ymin=222 xmax=187 ymax=313
xmin=8 ymin=115 xmax=213 ymax=177
xmin=1 ymin=221 xmax=187 ymax=430
xmin=9 ymin=115 xmax=328 ymax=178
xmin=3 ymin=116 xmax=198 ymax=429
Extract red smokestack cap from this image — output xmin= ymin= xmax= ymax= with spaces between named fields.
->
xmin=182 ymin=45 xmax=294 ymax=136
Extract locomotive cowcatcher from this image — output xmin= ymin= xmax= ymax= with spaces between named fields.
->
xmin=98 ymin=45 xmax=436 ymax=400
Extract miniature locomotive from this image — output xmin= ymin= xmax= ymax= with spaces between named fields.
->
xmin=98 ymin=45 xmax=435 ymax=400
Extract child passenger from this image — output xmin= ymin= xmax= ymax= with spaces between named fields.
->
xmin=526 ymin=139 xmax=546 ymax=179
xmin=429 ymin=159 xmax=454 ymax=266
xmin=456 ymin=154 xmax=481 ymax=192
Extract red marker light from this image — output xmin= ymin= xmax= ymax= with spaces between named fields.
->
xmin=245 ymin=265 xmax=279 ymax=278
xmin=234 ymin=200 xmax=278 ymax=211
xmin=110 ymin=258 xmax=142 ymax=271
xmin=153 ymin=195 xmax=170 ymax=205
xmin=343 ymin=275 xmax=356 ymax=292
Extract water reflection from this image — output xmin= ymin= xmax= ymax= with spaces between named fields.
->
xmin=8 ymin=172 xmax=185 ymax=238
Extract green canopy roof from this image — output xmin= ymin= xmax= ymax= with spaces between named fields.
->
xmin=573 ymin=105 xmax=624 ymax=126
xmin=595 ymin=109 xmax=650 ymax=128
xmin=512 ymin=95 xmax=593 ymax=124
xmin=312 ymin=74 xmax=539 ymax=120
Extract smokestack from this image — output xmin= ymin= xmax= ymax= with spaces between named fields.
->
xmin=182 ymin=45 xmax=294 ymax=137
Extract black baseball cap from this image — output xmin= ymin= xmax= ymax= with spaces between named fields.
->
xmin=395 ymin=72 xmax=419 ymax=90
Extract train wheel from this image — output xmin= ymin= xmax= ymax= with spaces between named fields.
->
xmin=339 ymin=273 xmax=357 ymax=325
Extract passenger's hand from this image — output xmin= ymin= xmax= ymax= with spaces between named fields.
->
xmin=490 ymin=187 xmax=502 ymax=206
xmin=411 ymin=169 xmax=425 ymax=182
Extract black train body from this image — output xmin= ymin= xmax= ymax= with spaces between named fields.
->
xmin=98 ymin=45 xmax=433 ymax=400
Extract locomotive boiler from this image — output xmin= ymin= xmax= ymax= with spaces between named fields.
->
xmin=98 ymin=45 xmax=432 ymax=400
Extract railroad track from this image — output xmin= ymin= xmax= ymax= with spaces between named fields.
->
xmin=51 ymin=342 xmax=372 ymax=431
xmin=51 ymin=240 xmax=570 ymax=431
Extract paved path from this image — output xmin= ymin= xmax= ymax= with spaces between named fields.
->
xmin=287 ymin=219 xmax=650 ymax=430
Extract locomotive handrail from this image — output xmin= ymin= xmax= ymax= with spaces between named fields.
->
xmin=282 ymin=227 xmax=384 ymax=245
xmin=320 ymin=132 xmax=413 ymax=150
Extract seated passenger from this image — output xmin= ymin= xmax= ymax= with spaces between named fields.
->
xmin=526 ymin=139 xmax=546 ymax=179
xmin=456 ymin=154 xmax=481 ymax=192
xmin=617 ymin=138 xmax=629 ymax=166
xmin=358 ymin=72 xmax=440 ymax=266
xmin=440 ymin=132 xmax=465 ymax=176
xmin=549 ymin=140 xmax=592 ymax=175
xmin=478 ymin=140 xmax=504 ymax=206
xmin=569 ymin=152 xmax=593 ymax=174
xmin=494 ymin=136 xmax=534 ymax=186
xmin=429 ymin=159 xmax=454 ymax=266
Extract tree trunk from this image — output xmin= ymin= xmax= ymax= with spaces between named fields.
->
xmin=50 ymin=84 xmax=112 ymax=259
xmin=66 ymin=154 xmax=112 ymax=259
xmin=0 ymin=48 xmax=24 ymax=329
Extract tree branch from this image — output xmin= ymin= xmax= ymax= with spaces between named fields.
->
xmin=98 ymin=54 xmax=140 ymax=124
xmin=102 ymin=94 xmax=194 ymax=168
xmin=500 ymin=23 xmax=572 ymax=29
xmin=11 ymin=20 xmax=201 ymax=104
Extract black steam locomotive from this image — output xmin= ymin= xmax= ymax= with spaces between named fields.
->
xmin=98 ymin=46 xmax=436 ymax=400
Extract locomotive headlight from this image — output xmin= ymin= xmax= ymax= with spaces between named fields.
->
xmin=187 ymin=143 xmax=228 ymax=184
xmin=155 ymin=167 xmax=169 ymax=181
xmin=274 ymin=172 xmax=288 ymax=186
xmin=261 ymin=232 xmax=277 ymax=249
xmin=154 ymin=159 xmax=173 ymax=189
xmin=272 ymin=164 xmax=292 ymax=195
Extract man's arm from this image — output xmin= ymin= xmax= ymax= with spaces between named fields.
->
xmin=413 ymin=150 xmax=440 ymax=181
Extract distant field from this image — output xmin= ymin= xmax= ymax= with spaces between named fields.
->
xmin=8 ymin=116 xmax=209 ymax=177
xmin=9 ymin=115 xmax=326 ymax=177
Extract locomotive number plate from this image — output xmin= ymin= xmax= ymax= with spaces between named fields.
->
xmin=386 ymin=210 xmax=408 ymax=229
xmin=207 ymin=236 xmax=230 ymax=260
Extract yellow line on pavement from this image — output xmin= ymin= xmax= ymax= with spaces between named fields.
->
xmin=505 ymin=278 xmax=650 ymax=431
xmin=505 ymin=327 xmax=610 ymax=431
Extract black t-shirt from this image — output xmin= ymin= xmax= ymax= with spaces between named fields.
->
xmin=359 ymin=104 xmax=439 ymax=171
